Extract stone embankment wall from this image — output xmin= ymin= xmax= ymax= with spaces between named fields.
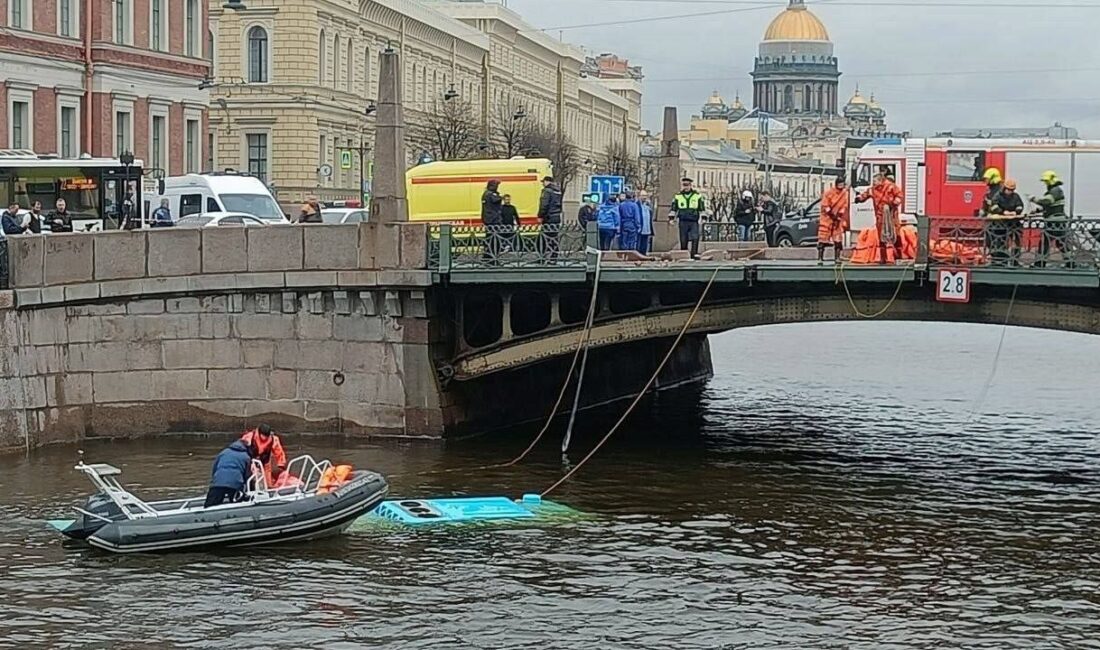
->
xmin=0 ymin=224 xmax=443 ymax=453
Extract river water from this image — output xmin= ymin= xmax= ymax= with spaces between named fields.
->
xmin=1 ymin=323 xmax=1098 ymax=649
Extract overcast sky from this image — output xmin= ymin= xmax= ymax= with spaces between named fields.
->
xmin=498 ymin=0 xmax=1100 ymax=137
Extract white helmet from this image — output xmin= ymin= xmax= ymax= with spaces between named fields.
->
xmin=741 ymin=190 xmax=754 ymax=199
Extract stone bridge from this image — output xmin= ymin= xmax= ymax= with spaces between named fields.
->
xmin=1 ymin=221 xmax=1098 ymax=452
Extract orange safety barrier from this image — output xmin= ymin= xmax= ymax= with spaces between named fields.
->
xmin=318 ymin=464 xmax=354 ymax=494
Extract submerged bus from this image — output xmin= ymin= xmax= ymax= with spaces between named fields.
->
xmin=0 ymin=150 xmax=146 ymax=231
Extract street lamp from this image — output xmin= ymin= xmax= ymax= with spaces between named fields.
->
xmin=444 ymin=85 xmax=459 ymax=101
xmin=119 ymin=151 xmax=136 ymax=230
xmin=512 ymin=107 xmax=527 ymax=121
xmin=222 ymin=0 xmax=247 ymax=9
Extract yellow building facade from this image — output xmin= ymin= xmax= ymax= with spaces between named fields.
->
xmin=209 ymin=0 xmax=641 ymax=208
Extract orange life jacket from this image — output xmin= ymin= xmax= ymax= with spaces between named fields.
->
xmin=317 ymin=464 xmax=354 ymax=494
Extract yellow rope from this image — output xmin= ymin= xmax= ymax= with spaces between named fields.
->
xmin=541 ymin=266 xmax=722 ymax=497
xmin=834 ymin=258 xmax=915 ymax=319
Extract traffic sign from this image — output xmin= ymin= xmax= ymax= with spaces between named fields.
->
xmin=589 ymin=175 xmax=625 ymax=200
xmin=936 ymin=268 xmax=971 ymax=303
xmin=340 ymin=151 xmax=353 ymax=170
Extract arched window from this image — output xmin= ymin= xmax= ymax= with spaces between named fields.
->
xmin=333 ymin=35 xmax=340 ymax=89
xmin=247 ymin=26 xmax=268 ymax=83
xmin=783 ymin=85 xmax=794 ymax=112
xmin=208 ymin=29 xmax=216 ymax=74
xmin=346 ymin=40 xmax=353 ymax=91
xmin=363 ymin=47 xmax=371 ymax=96
xmin=318 ymin=30 xmax=327 ymax=85
xmin=803 ymin=84 xmax=811 ymax=112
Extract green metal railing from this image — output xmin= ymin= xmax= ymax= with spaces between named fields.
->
xmin=428 ymin=223 xmax=594 ymax=272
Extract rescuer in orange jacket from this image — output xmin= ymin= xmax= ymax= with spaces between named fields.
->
xmin=856 ymin=173 xmax=903 ymax=263
xmin=818 ymin=176 xmax=850 ymax=264
xmin=239 ymin=424 xmax=287 ymax=487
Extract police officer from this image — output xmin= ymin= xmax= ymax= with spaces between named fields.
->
xmin=668 ymin=177 xmax=705 ymax=259
xmin=1030 ymin=170 xmax=1070 ymax=268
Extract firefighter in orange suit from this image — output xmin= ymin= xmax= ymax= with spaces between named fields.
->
xmin=856 ymin=173 xmax=903 ymax=263
xmin=818 ymin=176 xmax=850 ymax=264
xmin=239 ymin=424 xmax=287 ymax=487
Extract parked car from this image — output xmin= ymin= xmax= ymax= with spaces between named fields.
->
xmin=175 ymin=212 xmax=270 ymax=228
xmin=321 ymin=208 xmax=369 ymax=224
xmin=771 ymin=199 xmax=821 ymax=247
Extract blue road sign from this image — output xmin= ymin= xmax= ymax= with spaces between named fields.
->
xmin=589 ymin=175 xmax=625 ymax=200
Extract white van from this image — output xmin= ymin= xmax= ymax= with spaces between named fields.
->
xmin=156 ymin=172 xmax=288 ymax=223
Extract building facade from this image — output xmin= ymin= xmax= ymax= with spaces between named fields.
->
xmin=751 ymin=0 xmax=840 ymax=119
xmin=0 ymin=0 xmax=210 ymax=172
xmin=210 ymin=0 xmax=642 ymax=209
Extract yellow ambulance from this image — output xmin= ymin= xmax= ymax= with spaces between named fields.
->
xmin=405 ymin=157 xmax=553 ymax=225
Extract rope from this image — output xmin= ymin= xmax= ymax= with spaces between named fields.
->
xmin=540 ymin=266 xmax=722 ymax=497
xmin=388 ymin=247 xmax=605 ymax=479
xmin=834 ymin=259 xmax=914 ymax=319
xmin=963 ymin=284 xmax=1019 ymax=425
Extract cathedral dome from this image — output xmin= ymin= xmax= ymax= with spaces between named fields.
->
xmin=764 ymin=0 xmax=830 ymax=42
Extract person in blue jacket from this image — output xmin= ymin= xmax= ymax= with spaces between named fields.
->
xmin=617 ymin=191 xmax=642 ymax=251
xmin=596 ymin=195 xmax=621 ymax=251
xmin=204 ymin=440 xmax=256 ymax=507
xmin=637 ymin=192 xmax=654 ymax=254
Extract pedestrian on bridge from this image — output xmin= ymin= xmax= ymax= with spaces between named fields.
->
xmin=669 ymin=177 xmax=705 ymax=259
xmin=538 ymin=176 xmax=563 ymax=261
xmin=596 ymin=195 xmax=621 ymax=251
xmin=618 ymin=191 xmax=642 ymax=252
xmin=637 ymin=191 xmax=654 ymax=254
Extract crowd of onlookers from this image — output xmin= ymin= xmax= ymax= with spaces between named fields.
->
xmin=2 ymin=199 xmax=76 ymax=235
xmin=577 ymin=191 xmax=656 ymax=253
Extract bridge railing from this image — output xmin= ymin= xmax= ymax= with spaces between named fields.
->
xmin=428 ymin=223 xmax=592 ymax=272
xmin=922 ymin=216 xmax=1100 ymax=270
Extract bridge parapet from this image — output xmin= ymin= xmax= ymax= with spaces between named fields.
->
xmin=4 ymin=223 xmax=431 ymax=308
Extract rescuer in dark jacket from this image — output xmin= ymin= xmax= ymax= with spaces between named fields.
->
xmin=204 ymin=440 xmax=255 ymax=507
xmin=537 ymin=176 xmax=563 ymax=225
xmin=480 ymin=179 xmax=503 ymax=226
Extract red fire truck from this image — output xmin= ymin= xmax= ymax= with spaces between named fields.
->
xmin=848 ymin=137 xmax=1100 ymax=230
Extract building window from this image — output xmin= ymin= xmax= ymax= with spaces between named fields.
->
xmin=11 ymin=102 xmax=30 ymax=149
xmin=60 ymin=106 xmax=77 ymax=158
xmin=115 ymin=110 xmax=132 ymax=156
xmin=247 ymin=133 xmax=268 ymax=181
xmin=151 ymin=0 xmax=166 ymax=51
xmin=185 ymin=120 xmax=200 ymax=173
xmin=9 ymin=0 xmax=29 ymax=30
xmin=346 ymin=40 xmax=354 ymax=92
xmin=208 ymin=29 xmax=216 ymax=72
xmin=318 ymin=30 xmax=327 ymax=85
xmin=207 ymin=131 xmax=216 ymax=171
xmin=186 ymin=0 xmax=199 ymax=57
xmin=151 ymin=114 xmax=167 ymax=172
xmin=247 ymin=26 xmax=269 ymax=83
xmin=114 ymin=0 xmax=131 ymax=45
xmin=59 ymin=0 xmax=77 ymax=37
xmin=333 ymin=35 xmax=341 ymax=90
xmin=364 ymin=48 xmax=371 ymax=96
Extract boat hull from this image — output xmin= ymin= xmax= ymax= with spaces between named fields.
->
xmin=84 ymin=471 xmax=388 ymax=554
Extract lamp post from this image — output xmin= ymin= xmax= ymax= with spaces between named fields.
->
xmin=119 ymin=151 xmax=136 ymax=230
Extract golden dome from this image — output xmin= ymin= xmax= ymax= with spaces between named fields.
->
xmin=763 ymin=0 xmax=830 ymax=42
xmin=847 ymin=89 xmax=867 ymax=105
xmin=731 ymin=94 xmax=744 ymax=110
xmin=705 ymin=90 xmax=726 ymax=105
xmin=868 ymin=93 xmax=880 ymax=108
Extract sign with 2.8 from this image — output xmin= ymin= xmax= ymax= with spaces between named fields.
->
xmin=936 ymin=269 xmax=971 ymax=303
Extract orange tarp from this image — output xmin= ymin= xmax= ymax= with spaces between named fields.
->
xmin=848 ymin=225 xmax=918 ymax=264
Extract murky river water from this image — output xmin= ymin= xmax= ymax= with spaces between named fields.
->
xmin=2 ymin=323 xmax=1099 ymax=649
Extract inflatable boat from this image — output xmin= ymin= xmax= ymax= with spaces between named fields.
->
xmin=49 ymin=456 xmax=388 ymax=554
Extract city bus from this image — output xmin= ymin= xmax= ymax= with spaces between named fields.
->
xmin=0 ymin=150 xmax=146 ymax=231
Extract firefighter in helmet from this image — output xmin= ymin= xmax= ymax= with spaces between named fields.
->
xmin=980 ymin=167 xmax=1004 ymax=217
xmin=1030 ymin=170 xmax=1070 ymax=267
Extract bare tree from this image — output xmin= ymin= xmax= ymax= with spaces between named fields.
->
xmin=409 ymin=99 xmax=481 ymax=162
xmin=524 ymin=123 xmax=581 ymax=194
xmin=491 ymin=100 xmax=535 ymax=159
xmin=639 ymin=153 xmax=659 ymax=192
xmin=601 ymin=141 xmax=640 ymax=189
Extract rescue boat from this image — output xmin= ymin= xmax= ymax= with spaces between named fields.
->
xmin=48 ymin=456 xmax=388 ymax=554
